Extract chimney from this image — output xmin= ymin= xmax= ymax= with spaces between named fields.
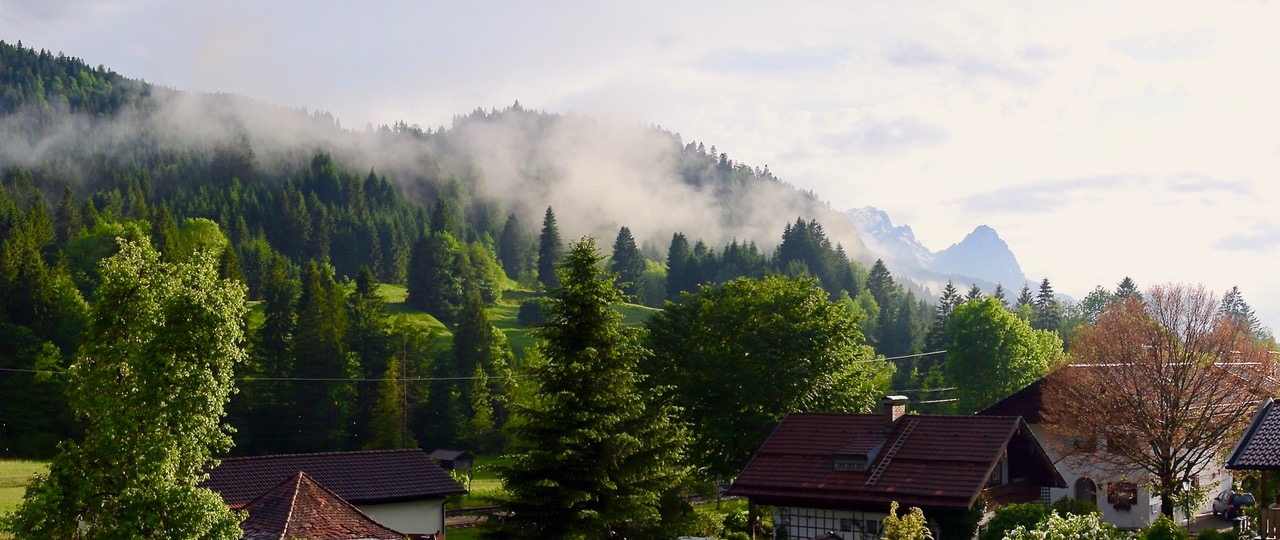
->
xmin=882 ymin=395 xmax=909 ymax=426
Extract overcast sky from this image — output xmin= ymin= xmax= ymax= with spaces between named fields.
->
xmin=6 ymin=0 xmax=1280 ymax=327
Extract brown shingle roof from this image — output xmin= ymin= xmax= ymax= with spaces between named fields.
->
xmin=726 ymin=413 xmax=1060 ymax=510
xmin=240 ymin=471 xmax=407 ymax=540
xmin=205 ymin=449 xmax=467 ymax=507
xmin=1229 ymin=397 xmax=1280 ymax=470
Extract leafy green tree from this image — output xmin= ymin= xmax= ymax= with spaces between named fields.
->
xmin=944 ymin=297 xmax=1061 ymax=413
xmin=644 ymin=275 xmax=892 ymax=483
xmin=609 ymin=226 xmax=644 ymax=297
xmin=978 ymin=502 xmax=1047 ymax=540
xmin=881 ymin=502 xmax=932 ymax=540
xmin=536 ymin=206 xmax=562 ymax=291
xmin=494 ymin=237 xmax=688 ymax=539
xmin=1 ymin=237 xmax=246 ymax=539
xmin=407 ymin=231 xmax=465 ymax=320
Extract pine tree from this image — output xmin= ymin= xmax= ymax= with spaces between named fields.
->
xmin=665 ymin=232 xmax=692 ymax=301
xmin=494 ymin=237 xmax=688 ymax=539
xmin=966 ymin=283 xmax=983 ymax=301
xmin=1033 ymin=278 xmax=1061 ymax=333
xmin=609 ymin=226 xmax=644 ymax=297
xmin=498 ymin=213 xmax=531 ymax=280
xmin=1219 ymin=285 xmax=1262 ymax=336
xmin=992 ymin=283 xmax=1007 ymax=308
xmin=1115 ymin=276 xmax=1139 ymax=299
xmin=1016 ymin=284 xmax=1034 ymax=309
xmin=536 ymin=207 xmax=562 ymax=291
xmin=346 ymin=267 xmax=390 ymax=445
xmin=292 ymin=261 xmax=357 ymax=451
xmin=52 ymin=187 xmax=80 ymax=245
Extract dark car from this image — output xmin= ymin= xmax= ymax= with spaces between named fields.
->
xmin=1213 ymin=490 xmax=1256 ymax=520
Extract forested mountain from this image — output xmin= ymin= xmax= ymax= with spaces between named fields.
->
xmin=0 ymin=40 xmax=940 ymax=459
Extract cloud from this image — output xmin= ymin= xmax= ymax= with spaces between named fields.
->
xmin=1213 ymin=219 xmax=1280 ymax=251
xmin=1112 ymin=27 xmax=1217 ymax=63
xmin=696 ymin=47 xmax=846 ymax=73
xmin=882 ymin=40 xmax=1040 ymax=85
xmin=824 ymin=116 xmax=947 ymax=154
xmin=1165 ymin=173 xmax=1251 ymax=195
xmin=956 ymin=175 xmax=1139 ymax=214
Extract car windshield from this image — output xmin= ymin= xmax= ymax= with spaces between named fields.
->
xmin=1233 ymin=493 xmax=1256 ymax=504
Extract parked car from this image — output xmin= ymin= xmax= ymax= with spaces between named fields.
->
xmin=1213 ymin=490 xmax=1256 ymax=520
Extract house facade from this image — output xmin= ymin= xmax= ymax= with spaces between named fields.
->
xmin=205 ymin=449 xmax=468 ymax=537
xmin=979 ymin=373 xmax=1230 ymax=530
xmin=726 ymin=396 xmax=1065 ymax=540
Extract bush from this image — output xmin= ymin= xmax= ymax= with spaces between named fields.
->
xmin=1004 ymin=512 xmax=1126 ymax=540
xmin=516 ymin=298 xmax=545 ymax=326
xmin=1142 ymin=515 xmax=1188 ymax=540
xmin=1051 ymin=495 xmax=1102 ymax=517
xmin=722 ymin=511 xmax=749 ymax=535
xmin=1194 ymin=529 xmax=1233 ymax=540
xmin=724 ymin=533 xmax=751 ymax=540
xmin=980 ymin=502 xmax=1048 ymax=540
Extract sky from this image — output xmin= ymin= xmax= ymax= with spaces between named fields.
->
xmin=5 ymin=0 xmax=1280 ymax=328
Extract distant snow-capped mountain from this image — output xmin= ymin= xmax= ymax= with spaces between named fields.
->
xmin=846 ymin=207 xmax=1028 ymax=294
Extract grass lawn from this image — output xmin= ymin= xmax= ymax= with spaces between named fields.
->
xmin=379 ymin=283 xmax=451 ymax=335
xmin=0 ymin=460 xmax=46 ymax=515
xmin=451 ymin=455 xmax=511 ymax=509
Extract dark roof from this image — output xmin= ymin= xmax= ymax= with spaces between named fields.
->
xmin=725 ymin=413 xmax=1064 ymax=510
xmin=239 ymin=471 xmax=407 ymax=540
xmin=205 ymin=449 xmax=467 ymax=507
xmin=427 ymin=449 xmax=471 ymax=461
xmin=977 ymin=377 xmax=1047 ymax=422
xmin=1229 ymin=397 xmax=1280 ymax=470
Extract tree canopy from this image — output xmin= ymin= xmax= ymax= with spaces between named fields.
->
xmin=644 ymin=275 xmax=893 ymax=483
xmin=1042 ymin=284 xmax=1277 ymax=517
xmin=3 ymin=236 xmax=247 ymax=539
xmin=944 ymin=297 xmax=1061 ymax=413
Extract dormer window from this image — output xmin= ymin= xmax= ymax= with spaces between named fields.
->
xmin=834 ymin=456 xmax=868 ymax=471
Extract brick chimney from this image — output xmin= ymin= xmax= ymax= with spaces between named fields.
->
xmin=882 ymin=395 xmax=909 ymax=426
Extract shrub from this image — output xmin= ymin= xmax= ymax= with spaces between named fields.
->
xmin=1004 ymin=512 xmax=1126 ymax=540
xmin=980 ymin=502 xmax=1048 ymax=540
xmin=516 ymin=298 xmax=545 ymax=325
xmin=1051 ymin=495 xmax=1102 ymax=517
xmin=1142 ymin=515 xmax=1189 ymax=540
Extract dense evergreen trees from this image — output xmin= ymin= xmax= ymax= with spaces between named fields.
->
xmin=494 ymin=238 xmax=688 ymax=539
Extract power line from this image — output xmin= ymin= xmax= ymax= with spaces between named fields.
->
xmin=854 ymin=350 xmax=946 ymax=363
xmin=0 ymin=368 xmax=530 ymax=383
xmin=889 ymin=387 xmax=956 ymax=394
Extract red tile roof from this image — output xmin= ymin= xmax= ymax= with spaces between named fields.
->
xmin=239 ymin=471 xmax=408 ymax=540
xmin=726 ymin=413 xmax=1061 ymax=510
xmin=1229 ymin=397 xmax=1280 ymax=470
xmin=205 ymin=449 xmax=467 ymax=507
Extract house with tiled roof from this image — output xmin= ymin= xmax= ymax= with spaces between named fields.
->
xmin=239 ymin=471 xmax=408 ymax=540
xmin=1228 ymin=397 xmax=1280 ymax=536
xmin=979 ymin=368 xmax=1232 ymax=530
xmin=726 ymin=396 xmax=1064 ymax=540
xmin=205 ymin=449 xmax=467 ymax=538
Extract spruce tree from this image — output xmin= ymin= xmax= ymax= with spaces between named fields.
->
xmin=609 ymin=226 xmax=644 ymax=297
xmin=1016 ymin=284 xmax=1034 ymax=309
xmin=536 ymin=207 xmax=562 ymax=291
xmin=1033 ymin=278 xmax=1061 ymax=333
xmin=665 ymin=232 xmax=692 ymax=301
xmin=498 ymin=213 xmax=531 ymax=280
xmin=292 ymin=261 xmax=357 ymax=451
xmin=1115 ymin=276 xmax=1139 ymax=299
xmin=53 ymin=187 xmax=80 ymax=245
xmin=992 ymin=283 xmax=1007 ymax=307
xmin=494 ymin=237 xmax=688 ymax=539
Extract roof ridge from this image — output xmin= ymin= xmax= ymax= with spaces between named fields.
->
xmin=279 ymin=472 xmax=304 ymax=540
xmin=219 ymin=448 xmax=424 ymax=462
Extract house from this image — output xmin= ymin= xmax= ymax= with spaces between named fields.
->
xmin=428 ymin=449 xmax=474 ymax=473
xmin=1227 ymin=396 xmax=1280 ymax=536
xmin=239 ymin=471 xmax=408 ymax=540
xmin=726 ymin=396 xmax=1065 ymax=540
xmin=205 ymin=449 xmax=467 ymax=538
xmin=979 ymin=370 xmax=1232 ymax=530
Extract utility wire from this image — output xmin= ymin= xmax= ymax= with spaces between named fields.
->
xmin=854 ymin=350 xmax=946 ymax=363
xmin=0 ymin=368 xmax=530 ymax=382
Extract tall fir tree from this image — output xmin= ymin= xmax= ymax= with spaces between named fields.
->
xmin=664 ymin=232 xmax=693 ymax=301
xmin=1032 ymin=278 xmax=1061 ymax=333
xmin=536 ymin=207 xmax=562 ymax=291
xmin=1115 ymin=276 xmax=1139 ymax=299
xmin=498 ymin=213 xmax=531 ymax=280
xmin=609 ymin=226 xmax=645 ymax=297
xmin=292 ymin=261 xmax=358 ymax=451
xmin=494 ymin=237 xmax=688 ymax=539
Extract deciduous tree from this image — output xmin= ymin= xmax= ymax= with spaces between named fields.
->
xmin=644 ymin=275 xmax=892 ymax=483
xmin=944 ymin=297 xmax=1060 ymax=413
xmin=1041 ymin=284 xmax=1276 ymax=517
xmin=2 ymin=237 xmax=247 ymax=539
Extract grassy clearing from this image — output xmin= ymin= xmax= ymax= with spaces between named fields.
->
xmin=450 ymin=455 xmax=511 ymax=509
xmin=0 ymin=460 xmax=46 ymax=516
xmin=379 ymin=284 xmax=451 ymax=335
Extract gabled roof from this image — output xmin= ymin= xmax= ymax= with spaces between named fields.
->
xmin=427 ymin=449 xmax=471 ymax=462
xmin=725 ymin=413 xmax=1064 ymax=510
xmin=1228 ymin=397 xmax=1280 ymax=470
xmin=205 ymin=449 xmax=467 ymax=507
xmin=239 ymin=471 xmax=407 ymax=540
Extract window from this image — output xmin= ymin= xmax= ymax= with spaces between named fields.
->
xmin=840 ymin=518 xmax=853 ymax=532
xmin=865 ymin=519 xmax=881 ymax=535
xmin=834 ymin=457 xmax=868 ymax=471
xmin=988 ymin=453 xmax=1006 ymax=487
